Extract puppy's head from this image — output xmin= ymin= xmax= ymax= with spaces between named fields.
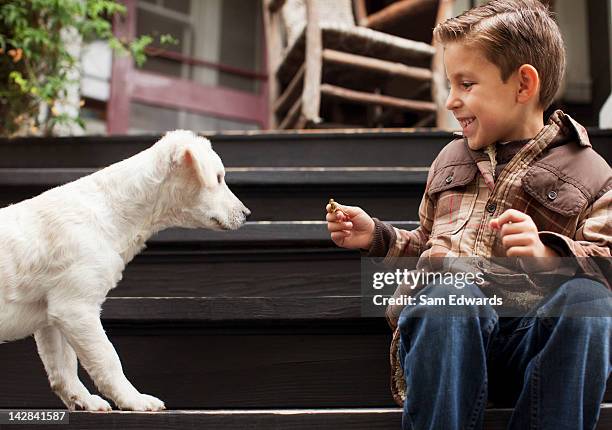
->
xmin=157 ymin=130 xmax=250 ymax=230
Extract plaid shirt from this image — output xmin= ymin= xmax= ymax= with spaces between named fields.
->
xmin=364 ymin=110 xmax=612 ymax=405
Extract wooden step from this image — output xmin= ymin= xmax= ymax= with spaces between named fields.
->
xmin=0 ymin=168 xmax=428 ymax=220
xmin=113 ymin=221 xmax=416 ymax=299
xmin=0 ymin=322 xmax=395 ymax=409
xmin=0 ymin=221 xmax=419 ymax=299
xmin=1 ymin=130 xmax=609 ymax=169
xmin=0 ymin=132 xmax=449 ymax=168
xmin=3 ymin=326 xmax=610 ymax=410
xmin=1 ymin=406 xmax=608 ymax=430
xmin=101 ymin=297 xmax=364 ymax=321
xmin=0 ymin=167 xmax=429 ymax=187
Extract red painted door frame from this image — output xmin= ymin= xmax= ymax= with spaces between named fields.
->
xmin=107 ymin=0 xmax=269 ymax=134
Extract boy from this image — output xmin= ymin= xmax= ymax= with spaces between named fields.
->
xmin=326 ymin=1 xmax=611 ymax=429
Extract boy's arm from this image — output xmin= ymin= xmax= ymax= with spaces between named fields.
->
xmin=363 ymin=162 xmax=437 ymax=265
xmin=539 ymin=188 xmax=611 ymax=256
xmin=538 ymin=188 xmax=612 ymax=276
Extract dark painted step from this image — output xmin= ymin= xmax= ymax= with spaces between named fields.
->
xmin=1 ymin=322 xmax=394 ymax=409
xmin=3 ymin=324 xmax=610 ymax=410
xmin=0 ymin=128 xmax=609 ymax=169
xmin=1 ymin=222 xmax=610 ymax=409
xmin=0 ymin=168 xmax=427 ymax=220
xmin=1 ymin=407 xmax=609 ymax=430
xmin=0 ymin=131 xmax=457 ymax=168
xmin=113 ymin=221 xmax=415 ymax=298
xmin=1 ymin=129 xmax=608 ymax=221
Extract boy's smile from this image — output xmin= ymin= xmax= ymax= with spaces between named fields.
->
xmin=443 ymin=42 xmax=543 ymax=151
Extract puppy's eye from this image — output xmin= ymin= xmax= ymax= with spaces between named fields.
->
xmin=217 ymin=174 xmax=222 ymax=184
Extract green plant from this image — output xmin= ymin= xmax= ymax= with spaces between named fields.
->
xmin=0 ymin=0 xmax=169 ymax=137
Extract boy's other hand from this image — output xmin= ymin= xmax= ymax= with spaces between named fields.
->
xmin=325 ymin=203 xmax=375 ymax=250
xmin=490 ymin=209 xmax=560 ymax=271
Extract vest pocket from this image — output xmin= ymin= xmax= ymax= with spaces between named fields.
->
xmin=431 ymin=187 xmax=478 ymax=235
xmin=522 ymin=164 xmax=589 ymax=217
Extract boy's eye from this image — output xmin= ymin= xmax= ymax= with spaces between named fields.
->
xmin=461 ymin=82 xmax=474 ymax=89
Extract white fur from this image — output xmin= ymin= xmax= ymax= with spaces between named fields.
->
xmin=0 ymin=130 xmax=249 ymax=411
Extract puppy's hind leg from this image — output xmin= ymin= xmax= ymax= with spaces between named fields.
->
xmin=35 ymin=325 xmax=112 ymax=411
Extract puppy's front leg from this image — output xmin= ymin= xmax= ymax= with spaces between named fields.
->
xmin=50 ymin=303 xmax=165 ymax=411
xmin=35 ymin=325 xmax=112 ymax=411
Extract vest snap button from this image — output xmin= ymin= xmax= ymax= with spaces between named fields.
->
xmin=486 ymin=202 xmax=497 ymax=213
xmin=445 ymin=175 xmax=453 ymax=184
xmin=547 ymin=190 xmax=558 ymax=200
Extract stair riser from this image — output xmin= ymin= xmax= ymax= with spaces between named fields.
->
xmin=0 ymin=184 xmax=424 ymax=221
xmin=1 ymin=328 xmax=394 ymax=409
xmin=110 ymin=251 xmax=361 ymax=298
xmin=2 ymin=330 xmax=610 ymax=410
xmin=0 ymin=135 xmax=447 ymax=168
xmin=0 ymin=132 xmax=609 ymax=169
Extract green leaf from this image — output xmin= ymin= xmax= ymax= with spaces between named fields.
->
xmin=1 ymin=0 xmax=162 ymax=136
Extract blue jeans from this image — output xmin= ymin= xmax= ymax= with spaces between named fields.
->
xmin=398 ymin=277 xmax=612 ymax=430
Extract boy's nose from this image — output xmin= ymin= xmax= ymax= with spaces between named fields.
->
xmin=445 ymin=92 xmax=462 ymax=111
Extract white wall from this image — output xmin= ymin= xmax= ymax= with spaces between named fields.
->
xmin=556 ymin=0 xmax=591 ymax=103
xmin=80 ymin=40 xmax=112 ymax=101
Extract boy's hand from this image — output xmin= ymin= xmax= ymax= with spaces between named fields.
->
xmin=489 ymin=209 xmax=560 ymax=271
xmin=325 ymin=202 xmax=375 ymax=250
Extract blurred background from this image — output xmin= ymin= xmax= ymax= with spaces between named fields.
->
xmin=73 ymin=0 xmax=610 ymax=135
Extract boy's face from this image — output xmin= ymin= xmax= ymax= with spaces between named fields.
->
xmin=443 ymin=42 xmax=525 ymax=151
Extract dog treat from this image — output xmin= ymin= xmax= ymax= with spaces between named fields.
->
xmin=328 ymin=199 xmax=349 ymax=217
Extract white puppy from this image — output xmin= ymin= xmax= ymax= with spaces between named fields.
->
xmin=0 ymin=130 xmax=250 ymax=411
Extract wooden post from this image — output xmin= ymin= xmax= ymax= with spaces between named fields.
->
xmin=301 ymin=0 xmax=323 ymax=127
xmin=353 ymin=0 xmax=368 ymax=26
xmin=107 ymin=0 xmax=136 ymax=134
xmin=262 ymin=0 xmax=286 ymax=128
xmin=258 ymin=6 xmax=270 ymax=130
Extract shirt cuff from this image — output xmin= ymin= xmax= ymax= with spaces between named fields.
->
xmin=539 ymin=231 xmax=572 ymax=257
xmin=539 ymin=231 xmax=609 ymax=284
xmin=360 ymin=218 xmax=396 ymax=258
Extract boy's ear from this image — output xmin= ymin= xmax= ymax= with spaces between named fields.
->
xmin=516 ymin=64 xmax=540 ymax=104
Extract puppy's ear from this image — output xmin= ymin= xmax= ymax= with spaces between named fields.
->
xmin=178 ymin=147 xmax=205 ymax=186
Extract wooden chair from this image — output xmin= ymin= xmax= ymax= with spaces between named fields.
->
xmin=263 ymin=0 xmax=454 ymax=129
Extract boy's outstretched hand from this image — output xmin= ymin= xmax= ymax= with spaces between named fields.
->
xmin=325 ymin=202 xmax=375 ymax=250
xmin=490 ymin=209 xmax=560 ymax=271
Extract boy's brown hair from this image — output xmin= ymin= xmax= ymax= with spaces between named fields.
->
xmin=433 ymin=0 xmax=565 ymax=109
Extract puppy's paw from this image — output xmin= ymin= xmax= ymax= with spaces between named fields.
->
xmin=118 ymin=393 xmax=166 ymax=411
xmin=70 ymin=394 xmax=112 ymax=412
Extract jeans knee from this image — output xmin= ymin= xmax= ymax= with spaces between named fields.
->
xmin=540 ymin=277 xmax=612 ymax=318
xmin=558 ymin=278 xmax=610 ymax=300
